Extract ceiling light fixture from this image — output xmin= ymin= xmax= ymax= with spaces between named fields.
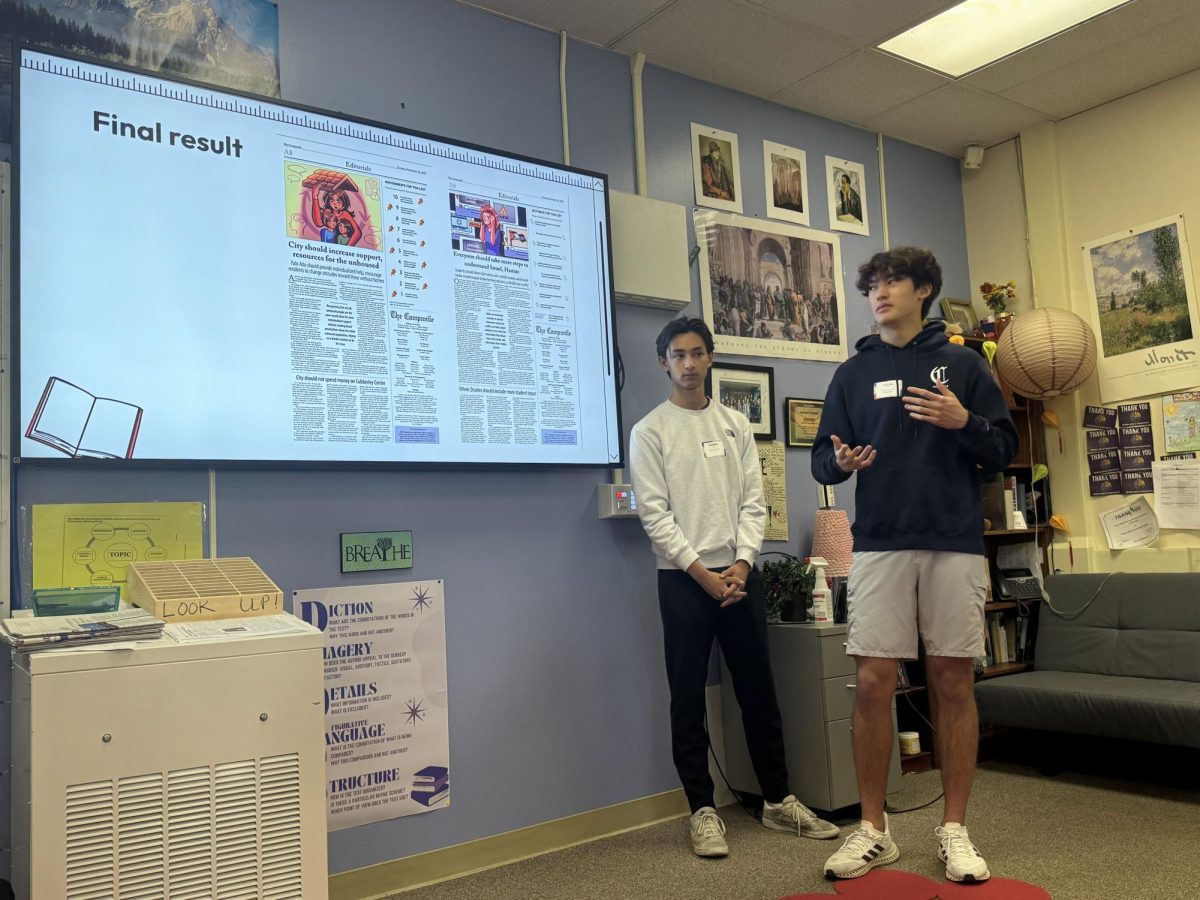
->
xmin=878 ymin=0 xmax=1134 ymax=78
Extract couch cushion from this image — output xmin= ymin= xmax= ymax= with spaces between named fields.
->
xmin=1038 ymin=574 xmax=1200 ymax=682
xmin=975 ymin=670 xmax=1200 ymax=748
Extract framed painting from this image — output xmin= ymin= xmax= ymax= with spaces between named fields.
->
xmin=942 ymin=298 xmax=979 ymax=331
xmin=785 ymin=398 xmax=823 ymax=448
xmin=707 ymin=362 xmax=775 ymax=440
xmin=691 ymin=122 xmax=742 ymax=214
xmin=763 ymin=139 xmax=809 ymax=226
xmin=825 ymin=156 xmax=869 ymax=236
xmin=696 ymin=209 xmax=846 ymax=362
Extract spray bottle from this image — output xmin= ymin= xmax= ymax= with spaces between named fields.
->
xmin=808 ymin=556 xmax=832 ymax=623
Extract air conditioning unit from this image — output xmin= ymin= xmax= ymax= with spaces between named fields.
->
xmin=609 ymin=191 xmax=692 ymax=311
xmin=11 ymin=624 xmax=328 ymax=899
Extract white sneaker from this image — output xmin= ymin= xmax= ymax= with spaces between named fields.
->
xmin=689 ymin=807 xmax=728 ymax=858
xmin=823 ymin=815 xmax=899 ymax=880
xmin=937 ymin=822 xmax=991 ymax=883
xmin=762 ymin=794 xmax=840 ymax=839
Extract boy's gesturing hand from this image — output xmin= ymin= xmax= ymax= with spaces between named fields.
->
xmin=904 ymin=380 xmax=969 ymax=430
xmin=831 ymin=434 xmax=876 ymax=473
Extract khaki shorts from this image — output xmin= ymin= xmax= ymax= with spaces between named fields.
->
xmin=845 ymin=550 xmax=986 ymax=659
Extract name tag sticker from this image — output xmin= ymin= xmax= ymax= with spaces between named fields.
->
xmin=873 ymin=379 xmax=901 ymax=400
xmin=701 ymin=440 xmax=727 ymax=459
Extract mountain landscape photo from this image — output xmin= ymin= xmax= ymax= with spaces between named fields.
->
xmin=0 ymin=0 xmax=279 ymax=139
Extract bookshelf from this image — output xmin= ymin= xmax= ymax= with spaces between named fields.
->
xmin=961 ymin=330 xmax=1049 ymax=678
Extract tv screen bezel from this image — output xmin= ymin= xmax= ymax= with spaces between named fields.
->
xmin=13 ymin=44 xmax=623 ymax=471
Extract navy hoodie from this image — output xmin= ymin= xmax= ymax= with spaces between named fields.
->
xmin=811 ymin=322 xmax=1018 ymax=555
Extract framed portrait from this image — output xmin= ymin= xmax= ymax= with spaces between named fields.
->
xmin=942 ymin=298 xmax=979 ymax=332
xmin=707 ymin=362 xmax=775 ymax=440
xmin=763 ymin=140 xmax=809 ymax=226
xmin=691 ymin=122 xmax=742 ymax=214
xmin=825 ymin=156 xmax=869 ymax=236
xmin=785 ymin=398 xmax=823 ymax=448
xmin=1082 ymin=215 xmax=1200 ymax=402
xmin=695 ymin=208 xmax=847 ymax=363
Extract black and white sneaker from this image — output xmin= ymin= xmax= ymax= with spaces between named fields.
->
xmin=823 ymin=815 xmax=899 ymax=880
xmin=937 ymin=822 xmax=991 ymax=882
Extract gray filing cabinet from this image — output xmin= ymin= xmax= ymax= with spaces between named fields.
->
xmin=721 ymin=622 xmax=902 ymax=812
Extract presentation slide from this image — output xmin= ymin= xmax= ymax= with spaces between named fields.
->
xmin=17 ymin=49 xmax=620 ymax=465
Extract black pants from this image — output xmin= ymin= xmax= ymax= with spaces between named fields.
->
xmin=658 ymin=567 xmax=789 ymax=812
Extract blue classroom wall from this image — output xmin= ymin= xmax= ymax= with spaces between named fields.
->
xmin=882 ymin=137 xmax=972 ymax=311
xmin=7 ymin=0 xmax=970 ymax=878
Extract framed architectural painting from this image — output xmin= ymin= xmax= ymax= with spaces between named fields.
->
xmin=825 ymin=156 xmax=869 ymax=236
xmin=695 ymin=208 xmax=847 ymax=362
xmin=785 ymin=398 xmax=823 ymax=448
xmin=691 ymin=122 xmax=742 ymax=214
xmin=763 ymin=140 xmax=809 ymax=226
xmin=1081 ymin=215 xmax=1200 ymax=402
xmin=707 ymin=362 xmax=775 ymax=440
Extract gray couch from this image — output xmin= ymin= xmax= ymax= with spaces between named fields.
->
xmin=974 ymin=573 xmax=1200 ymax=749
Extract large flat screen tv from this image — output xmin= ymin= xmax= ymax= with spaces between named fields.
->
xmin=16 ymin=48 xmax=620 ymax=466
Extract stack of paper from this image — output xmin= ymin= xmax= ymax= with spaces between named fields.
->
xmin=0 ymin=608 xmax=165 ymax=651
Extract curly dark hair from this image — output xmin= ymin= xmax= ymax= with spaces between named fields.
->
xmin=655 ymin=316 xmax=713 ymax=360
xmin=855 ymin=246 xmax=943 ymax=318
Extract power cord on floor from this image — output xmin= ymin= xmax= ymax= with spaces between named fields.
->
xmin=885 ymin=667 xmax=944 ymax=816
xmin=703 ymin=711 xmax=764 ymax=823
xmin=702 ymin=677 xmax=945 ymax=823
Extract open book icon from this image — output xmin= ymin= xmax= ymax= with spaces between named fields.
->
xmin=25 ymin=377 xmax=143 ymax=459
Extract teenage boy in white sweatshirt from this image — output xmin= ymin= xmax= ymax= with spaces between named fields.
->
xmin=629 ymin=316 xmax=840 ymax=858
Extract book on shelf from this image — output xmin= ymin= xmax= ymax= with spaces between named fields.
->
xmin=1015 ymin=615 xmax=1030 ymax=662
xmin=987 ymin=614 xmax=1007 ymax=664
xmin=25 ymin=376 xmax=143 ymax=459
xmin=982 ymin=479 xmax=1006 ymax=531
xmin=1002 ymin=477 xmax=1016 ymax=530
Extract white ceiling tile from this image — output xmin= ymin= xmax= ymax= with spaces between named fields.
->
xmin=999 ymin=8 xmax=1200 ymax=119
xmin=613 ymin=0 xmax=858 ymax=98
xmin=762 ymin=0 xmax=956 ymax=44
xmin=964 ymin=0 xmax=1199 ymax=93
xmin=460 ymin=0 xmax=675 ymax=46
xmin=863 ymin=84 xmax=1048 ymax=157
xmin=773 ymin=50 xmax=950 ymax=124
xmin=462 ymin=0 xmax=1200 ymax=155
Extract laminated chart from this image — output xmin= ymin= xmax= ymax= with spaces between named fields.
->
xmin=32 ymin=502 xmax=204 ymax=591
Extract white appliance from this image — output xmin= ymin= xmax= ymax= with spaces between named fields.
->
xmin=10 ymin=625 xmax=328 ymax=899
xmin=609 ymin=191 xmax=691 ymax=310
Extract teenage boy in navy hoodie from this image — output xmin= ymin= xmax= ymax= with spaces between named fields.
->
xmin=812 ymin=248 xmax=1017 ymax=884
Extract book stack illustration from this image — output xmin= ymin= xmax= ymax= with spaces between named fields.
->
xmin=411 ymin=765 xmax=449 ymax=807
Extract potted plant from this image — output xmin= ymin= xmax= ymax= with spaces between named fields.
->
xmin=760 ymin=554 xmax=816 ymax=623
xmin=979 ymin=280 xmax=1016 ymax=317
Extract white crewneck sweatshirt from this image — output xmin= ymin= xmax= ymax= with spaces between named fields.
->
xmin=629 ymin=399 xmax=766 ymax=571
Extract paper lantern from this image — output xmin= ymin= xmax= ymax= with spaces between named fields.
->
xmin=994 ymin=309 xmax=1097 ymax=398
xmin=810 ymin=509 xmax=853 ymax=577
